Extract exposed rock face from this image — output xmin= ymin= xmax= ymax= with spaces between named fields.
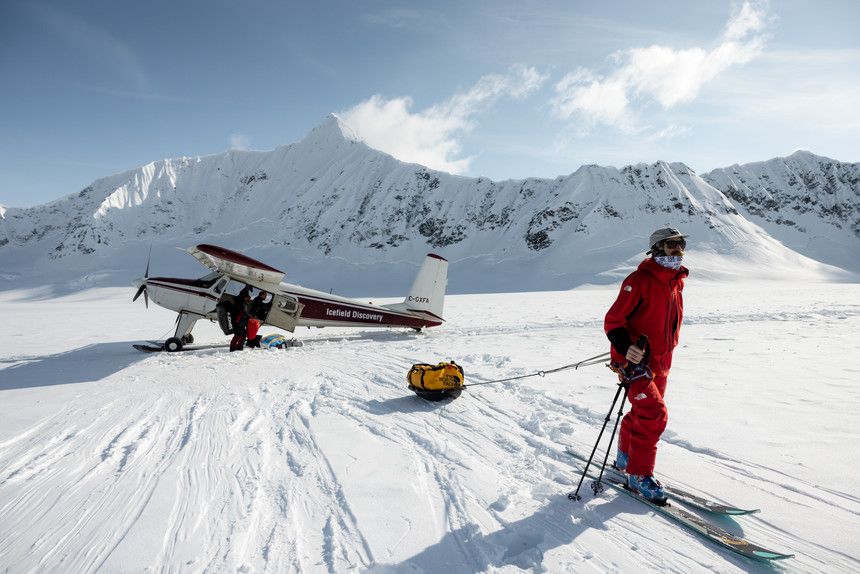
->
xmin=702 ymin=151 xmax=859 ymax=271
xmin=704 ymin=151 xmax=859 ymax=234
xmin=1 ymin=118 xmax=857 ymax=292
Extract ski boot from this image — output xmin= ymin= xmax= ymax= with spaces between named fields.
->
xmin=627 ymin=474 xmax=668 ymax=505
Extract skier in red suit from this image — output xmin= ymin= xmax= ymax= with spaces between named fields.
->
xmin=604 ymin=227 xmax=689 ymax=503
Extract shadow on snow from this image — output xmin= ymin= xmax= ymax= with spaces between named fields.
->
xmin=366 ymin=494 xmax=626 ymax=573
xmin=365 ymin=493 xmax=781 ymax=573
xmin=0 ymin=341 xmax=149 ymax=391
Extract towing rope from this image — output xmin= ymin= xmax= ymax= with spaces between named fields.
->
xmin=461 ymin=351 xmax=611 ymax=388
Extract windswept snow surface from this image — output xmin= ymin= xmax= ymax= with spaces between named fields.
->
xmin=1 ymin=282 xmax=858 ymax=573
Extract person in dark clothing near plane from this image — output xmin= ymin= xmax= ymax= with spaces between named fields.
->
xmin=230 ymin=286 xmax=253 ymax=351
xmin=604 ymin=227 xmax=689 ymax=503
xmin=246 ymin=291 xmax=270 ymax=348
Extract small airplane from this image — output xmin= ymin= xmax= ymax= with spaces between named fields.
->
xmin=133 ymin=244 xmax=448 ymax=352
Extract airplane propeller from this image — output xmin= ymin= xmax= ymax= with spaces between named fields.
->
xmin=133 ymin=247 xmax=151 ymax=308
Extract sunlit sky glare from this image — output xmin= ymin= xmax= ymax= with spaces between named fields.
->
xmin=1 ymin=0 xmax=858 ymax=207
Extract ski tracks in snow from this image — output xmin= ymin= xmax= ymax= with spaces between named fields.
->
xmin=2 ymin=285 xmax=859 ymax=573
xmin=0 ymin=380 xmax=217 ymax=571
xmin=0 ymin=332 xmax=789 ymax=573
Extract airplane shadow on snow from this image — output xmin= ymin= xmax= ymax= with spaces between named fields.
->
xmin=0 ymin=341 xmax=148 ymax=391
xmin=0 ymin=328 xmax=420 ymax=393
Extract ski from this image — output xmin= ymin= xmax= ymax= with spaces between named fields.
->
xmin=132 ymin=343 xmax=230 ymax=353
xmin=565 ymin=451 xmax=793 ymax=561
xmin=133 ymin=344 xmax=164 ymax=353
xmin=565 ymin=446 xmax=758 ymax=515
xmin=578 ymin=475 xmax=793 ymax=561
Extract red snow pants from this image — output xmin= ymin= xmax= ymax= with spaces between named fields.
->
xmin=247 ymin=319 xmax=260 ymax=340
xmin=618 ymin=374 xmax=668 ymax=476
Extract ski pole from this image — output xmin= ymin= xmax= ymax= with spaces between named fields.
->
xmin=569 ymin=335 xmax=647 ymax=501
xmin=592 ymin=335 xmax=649 ymax=494
xmin=568 ymin=380 xmax=626 ymax=501
xmin=591 ymin=380 xmax=628 ymax=495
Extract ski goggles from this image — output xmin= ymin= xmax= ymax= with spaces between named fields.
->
xmin=662 ymin=239 xmax=686 ymax=249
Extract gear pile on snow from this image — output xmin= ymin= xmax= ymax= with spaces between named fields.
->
xmin=260 ymin=334 xmax=303 ymax=349
xmin=408 ymin=361 xmax=464 ymax=401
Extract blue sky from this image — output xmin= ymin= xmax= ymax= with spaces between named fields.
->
xmin=1 ymin=0 xmax=858 ymax=207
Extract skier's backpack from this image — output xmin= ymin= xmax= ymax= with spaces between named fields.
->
xmin=408 ymin=361 xmax=464 ymax=401
xmin=216 ymin=301 xmax=235 ymax=335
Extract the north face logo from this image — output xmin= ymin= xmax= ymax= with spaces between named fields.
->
xmin=633 ymin=393 xmax=647 ymax=400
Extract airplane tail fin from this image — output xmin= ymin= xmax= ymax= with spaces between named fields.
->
xmin=385 ymin=253 xmax=448 ymax=320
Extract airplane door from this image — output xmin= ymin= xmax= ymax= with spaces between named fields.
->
xmin=265 ymin=294 xmax=304 ymax=332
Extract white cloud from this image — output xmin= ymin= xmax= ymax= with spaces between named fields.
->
xmin=339 ymin=65 xmax=548 ymax=174
xmin=230 ymin=134 xmax=250 ymax=151
xmin=551 ymin=1 xmax=767 ymax=131
xmin=723 ymin=1 xmax=767 ymax=41
xmin=553 ymin=68 xmax=632 ymax=128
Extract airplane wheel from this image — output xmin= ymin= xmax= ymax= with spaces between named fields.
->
xmin=164 ymin=337 xmax=184 ymax=352
xmin=182 ymin=333 xmax=194 ymax=344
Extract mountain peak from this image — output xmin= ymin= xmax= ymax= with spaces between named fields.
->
xmin=300 ymin=114 xmax=363 ymax=148
xmin=782 ymin=149 xmax=847 ymax=166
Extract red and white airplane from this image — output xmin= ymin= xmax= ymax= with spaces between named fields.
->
xmin=133 ymin=244 xmax=448 ymax=351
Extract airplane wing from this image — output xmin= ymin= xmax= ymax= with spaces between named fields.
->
xmin=187 ymin=244 xmax=285 ymax=287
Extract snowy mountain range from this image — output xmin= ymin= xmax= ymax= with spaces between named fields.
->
xmin=1 ymin=115 xmax=857 ymax=294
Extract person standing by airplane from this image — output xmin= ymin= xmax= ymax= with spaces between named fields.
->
xmin=246 ymin=291 xmax=269 ymax=348
xmin=604 ymin=227 xmax=689 ymax=503
xmin=230 ymin=286 xmax=252 ymax=351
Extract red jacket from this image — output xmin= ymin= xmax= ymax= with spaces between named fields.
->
xmin=604 ymin=258 xmax=689 ymax=377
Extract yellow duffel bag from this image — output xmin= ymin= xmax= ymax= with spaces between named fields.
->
xmin=408 ymin=361 xmax=464 ymax=400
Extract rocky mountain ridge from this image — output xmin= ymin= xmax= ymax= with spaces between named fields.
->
xmin=1 ymin=116 xmax=857 ymax=293
xmin=702 ymin=151 xmax=859 ymax=269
